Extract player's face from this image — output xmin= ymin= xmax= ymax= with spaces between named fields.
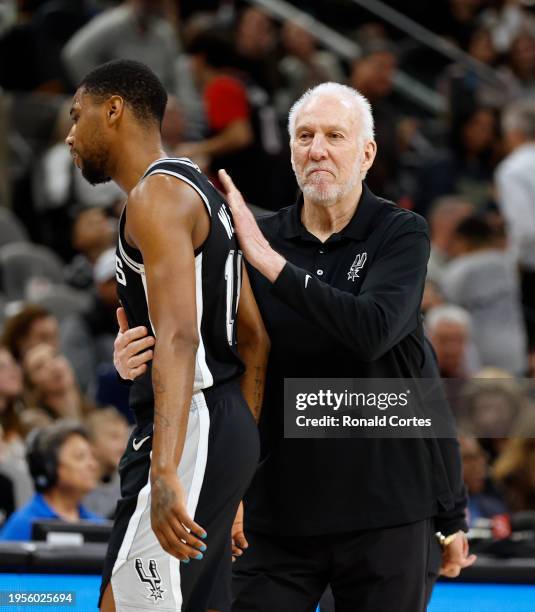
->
xmin=290 ymin=95 xmax=370 ymax=206
xmin=65 ymin=89 xmax=112 ymax=185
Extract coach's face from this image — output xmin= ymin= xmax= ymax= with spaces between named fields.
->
xmin=65 ymin=88 xmax=112 ymax=185
xmin=290 ymin=95 xmax=375 ymax=206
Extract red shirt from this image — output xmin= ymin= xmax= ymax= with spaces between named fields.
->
xmin=204 ymin=75 xmax=250 ymax=132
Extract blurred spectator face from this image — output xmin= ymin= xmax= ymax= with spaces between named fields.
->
xmin=429 ymin=319 xmax=468 ymax=377
xmin=449 ymin=0 xmax=483 ymax=21
xmin=290 ymin=95 xmax=366 ymax=205
xmin=429 ymin=198 xmax=474 ymax=254
xmin=131 ymin=0 xmax=165 ymax=17
xmin=161 ymin=97 xmax=184 ymax=150
xmin=460 ymin=436 xmax=488 ymax=494
xmin=281 ymin=21 xmax=315 ymax=59
xmin=19 ymin=316 xmax=59 ymax=358
xmin=462 ymin=109 xmax=496 ymax=156
xmin=91 ymin=417 xmax=129 ymax=473
xmin=422 ymin=280 xmax=444 ymax=314
xmin=350 ymin=51 xmax=397 ymax=100
xmin=510 ymin=30 xmax=535 ymax=79
xmin=449 ymin=235 xmax=470 ymax=258
xmin=237 ymin=8 xmax=275 ymax=58
xmin=72 ymin=208 xmax=115 ymax=259
xmin=23 ymin=344 xmax=75 ymax=397
xmin=0 ymin=348 xmax=23 ymax=403
xmin=469 ymin=29 xmax=496 ymax=65
xmin=56 ymin=434 xmax=98 ymax=496
xmin=471 ymin=391 xmax=518 ymax=438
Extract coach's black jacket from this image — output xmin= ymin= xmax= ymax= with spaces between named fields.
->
xmin=245 ymin=184 xmax=467 ymax=536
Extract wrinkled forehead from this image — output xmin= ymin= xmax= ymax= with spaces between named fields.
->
xmin=294 ymin=94 xmax=360 ymax=132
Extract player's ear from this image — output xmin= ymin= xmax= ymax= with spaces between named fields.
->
xmin=106 ymin=95 xmax=125 ymax=126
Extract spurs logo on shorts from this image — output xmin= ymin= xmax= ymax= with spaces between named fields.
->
xmin=135 ymin=558 xmax=166 ymax=603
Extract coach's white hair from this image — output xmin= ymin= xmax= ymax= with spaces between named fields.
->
xmin=287 ymin=82 xmax=375 ymax=143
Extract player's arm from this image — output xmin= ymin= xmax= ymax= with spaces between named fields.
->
xmin=127 ymin=174 xmax=207 ymax=561
xmin=231 ymin=265 xmax=268 ymax=560
xmin=236 ymin=266 xmax=270 ymax=423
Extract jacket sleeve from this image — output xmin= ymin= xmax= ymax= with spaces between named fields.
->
xmin=270 ymin=215 xmax=430 ymax=361
xmin=422 ymin=337 xmax=468 ymax=535
xmin=434 ymin=437 xmax=469 ymax=535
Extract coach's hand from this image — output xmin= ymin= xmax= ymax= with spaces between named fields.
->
xmin=231 ymin=501 xmax=248 ymax=562
xmin=114 ymin=307 xmax=155 ymax=380
xmin=151 ymin=472 xmax=207 ymax=562
xmin=218 ymin=169 xmax=286 ymax=283
xmin=439 ymin=531 xmax=476 ymax=578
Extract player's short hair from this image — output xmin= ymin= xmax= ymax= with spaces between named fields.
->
xmin=288 ymin=82 xmax=375 ymax=144
xmin=79 ymin=59 xmax=168 ymax=126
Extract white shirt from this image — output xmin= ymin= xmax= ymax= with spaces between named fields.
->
xmin=495 ymin=142 xmax=535 ymax=270
xmin=62 ymin=5 xmax=178 ymax=92
xmin=441 ymin=249 xmax=527 ymax=375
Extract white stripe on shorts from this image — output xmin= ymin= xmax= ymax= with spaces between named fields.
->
xmin=110 ymin=391 xmax=210 ymax=611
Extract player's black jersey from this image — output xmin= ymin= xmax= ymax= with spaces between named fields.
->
xmin=115 ymin=158 xmax=244 ymax=416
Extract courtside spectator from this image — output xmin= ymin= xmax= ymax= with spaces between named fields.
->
xmin=83 ymin=408 xmax=129 ymax=518
xmin=496 ymin=99 xmax=535 ymax=343
xmin=459 ymin=436 xmax=508 ymax=528
xmin=62 ymin=248 xmax=119 ymax=390
xmin=2 ymin=305 xmax=59 ymax=363
xmin=426 ymin=305 xmax=477 ymax=378
xmin=441 ymin=216 xmax=527 ymax=375
xmin=22 ymin=343 xmax=94 ymax=421
xmin=427 ymin=196 xmax=475 ymax=282
xmin=0 ymin=420 xmax=101 ymax=541
xmin=62 ymin=0 xmax=179 ymax=92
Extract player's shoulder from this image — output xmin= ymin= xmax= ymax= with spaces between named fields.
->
xmin=129 ymin=161 xmax=207 ymax=218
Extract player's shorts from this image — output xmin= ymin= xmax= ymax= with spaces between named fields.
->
xmin=100 ymin=380 xmax=260 ymax=612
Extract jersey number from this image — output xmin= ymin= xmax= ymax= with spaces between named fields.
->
xmin=224 ymin=250 xmax=242 ymax=345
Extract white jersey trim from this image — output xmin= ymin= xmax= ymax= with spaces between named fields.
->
xmin=140 ymin=270 xmax=156 ymax=338
xmin=110 ymin=394 xmax=210 ymax=610
xmin=194 ymin=253 xmax=214 ymax=391
xmin=118 ymin=234 xmax=144 ymax=275
xmin=144 ymin=156 xmax=200 ymax=175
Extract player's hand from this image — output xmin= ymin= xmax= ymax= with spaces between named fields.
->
xmin=439 ymin=531 xmax=477 ymax=578
xmin=231 ymin=501 xmax=248 ymax=562
xmin=151 ymin=472 xmax=207 ymax=562
xmin=217 ymin=169 xmax=286 ymax=282
xmin=114 ymin=307 xmax=155 ymax=380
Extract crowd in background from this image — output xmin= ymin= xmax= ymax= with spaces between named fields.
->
xmin=0 ymin=0 xmax=534 ymax=542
